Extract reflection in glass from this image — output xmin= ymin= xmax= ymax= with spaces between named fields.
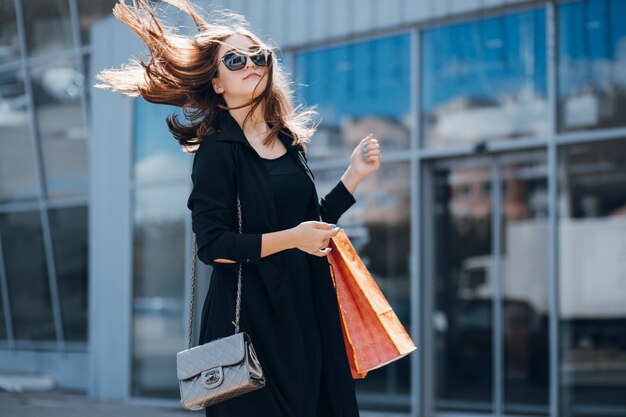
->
xmin=0 ymin=211 xmax=55 ymax=341
xmin=316 ymin=162 xmax=411 ymax=406
xmin=0 ymin=288 xmax=6 ymax=340
xmin=558 ymin=0 xmax=626 ymax=132
xmin=501 ymin=154 xmax=549 ymax=415
xmin=77 ymin=0 xmax=120 ymax=45
xmin=432 ymin=159 xmax=492 ymax=412
xmin=422 ymin=9 xmax=547 ymax=149
xmin=48 ymin=206 xmax=88 ymax=342
xmin=30 ymin=57 xmax=88 ymax=199
xmin=559 ymin=140 xmax=626 ymax=417
xmin=295 ymin=34 xmax=411 ymax=160
xmin=0 ymin=70 xmax=39 ymax=202
xmin=133 ymin=98 xmax=188 ymax=182
xmin=0 ymin=1 xmax=19 ymax=64
xmin=21 ymin=0 xmax=73 ymax=56
xmin=132 ymin=186 xmax=187 ymax=398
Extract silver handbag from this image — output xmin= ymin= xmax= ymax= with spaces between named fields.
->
xmin=177 ymin=193 xmax=266 ymax=410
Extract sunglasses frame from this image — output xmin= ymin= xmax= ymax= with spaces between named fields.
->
xmin=219 ymin=48 xmax=272 ymax=71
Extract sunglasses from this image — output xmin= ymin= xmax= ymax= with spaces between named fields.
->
xmin=219 ymin=48 xmax=272 ymax=71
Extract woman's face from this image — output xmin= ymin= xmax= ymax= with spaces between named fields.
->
xmin=212 ymin=33 xmax=270 ymax=102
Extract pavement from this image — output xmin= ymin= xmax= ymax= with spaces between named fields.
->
xmin=0 ymin=389 xmax=197 ymax=417
xmin=0 ymin=371 xmax=405 ymax=417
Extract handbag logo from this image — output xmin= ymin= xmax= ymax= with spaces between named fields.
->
xmin=201 ymin=367 xmax=223 ymax=389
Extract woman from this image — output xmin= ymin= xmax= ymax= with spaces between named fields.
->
xmin=95 ymin=1 xmax=381 ymax=416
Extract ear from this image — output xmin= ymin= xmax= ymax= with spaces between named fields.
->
xmin=212 ymin=77 xmax=223 ymax=94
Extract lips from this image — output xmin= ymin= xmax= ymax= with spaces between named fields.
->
xmin=244 ymin=73 xmax=260 ymax=80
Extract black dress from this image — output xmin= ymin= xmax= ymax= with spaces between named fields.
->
xmin=259 ymin=151 xmax=323 ymax=416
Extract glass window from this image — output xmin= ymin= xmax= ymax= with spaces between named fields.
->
xmin=131 ymin=185 xmax=187 ymax=398
xmin=431 ymin=157 xmax=493 ymax=412
xmin=295 ymin=34 xmax=411 ymax=160
xmin=48 ymin=206 xmax=88 ymax=342
xmin=30 ymin=56 xmax=88 ymax=199
xmin=315 ymin=162 xmax=412 ymax=408
xmin=77 ymin=0 xmax=119 ymax=46
xmin=0 ymin=0 xmax=19 ymax=64
xmin=558 ymin=0 xmax=626 ymax=132
xmin=133 ymin=98 xmax=188 ymax=182
xmin=21 ymin=0 xmax=73 ymax=56
xmin=0 ymin=69 xmax=39 ymax=203
xmin=500 ymin=153 xmax=549 ymax=415
xmin=0 ymin=210 xmax=56 ymax=342
xmin=559 ymin=139 xmax=626 ymax=417
xmin=421 ymin=9 xmax=548 ymax=149
xmin=0 ymin=285 xmax=7 ymax=340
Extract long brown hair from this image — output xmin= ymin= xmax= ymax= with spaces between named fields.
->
xmin=94 ymin=0 xmax=317 ymax=153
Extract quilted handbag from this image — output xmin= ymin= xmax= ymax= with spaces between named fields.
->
xmin=177 ymin=193 xmax=266 ymax=410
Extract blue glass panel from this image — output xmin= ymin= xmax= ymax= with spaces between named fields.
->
xmin=558 ymin=0 xmax=626 ymax=131
xmin=295 ymin=34 xmax=411 ymax=159
xmin=48 ymin=206 xmax=88 ymax=342
xmin=30 ymin=57 xmax=89 ymax=199
xmin=0 ymin=211 xmax=55 ymax=341
xmin=131 ymin=185 xmax=187 ymax=398
xmin=559 ymin=139 xmax=626 ymax=417
xmin=0 ymin=69 xmax=39 ymax=202
xmin=0 ymin=1 xmax=19 ymax=64
xmin=422 ymin=9 xmax=547 ymax=149
xmin=133 ymin=98 xmax=188 ymax=182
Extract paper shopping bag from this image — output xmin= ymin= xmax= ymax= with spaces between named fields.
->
xmin=327 ymin=229 xmax=416 ymax=379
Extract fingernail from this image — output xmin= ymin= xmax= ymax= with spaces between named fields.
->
xmin=329 ymin=224 xmax=336 ymax=228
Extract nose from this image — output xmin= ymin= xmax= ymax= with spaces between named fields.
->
xmin=244 ymin=56 xmax=256 ymax=69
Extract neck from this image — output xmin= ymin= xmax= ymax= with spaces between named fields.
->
xmin=226 ymin=101 xmax=268 ymax=142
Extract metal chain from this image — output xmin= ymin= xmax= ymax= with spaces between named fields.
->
xmin=233 ymin=195 xmax=243 ymax=334
xmin=187 ymin=193 xmax=244 ymax=349
xmin=187 ymin=234 xmax=197 ymax=349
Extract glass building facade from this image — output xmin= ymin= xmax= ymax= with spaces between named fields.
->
xmin=3 ymin=1 xmax=626 ymax=416
xmin=0 ymin=0 xmax=119 ymax=352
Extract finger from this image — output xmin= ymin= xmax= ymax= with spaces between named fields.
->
xmin=312 ymin=221 xmax=337 ymax=230
xmin=315 ymin=247 xmax=332 ymax=257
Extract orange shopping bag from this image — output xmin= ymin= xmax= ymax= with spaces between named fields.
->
xmin=328 ymin=229 xmax=416 ymax=379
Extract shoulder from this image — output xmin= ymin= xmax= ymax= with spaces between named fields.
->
xmin=191 ymin=136 xmax=236 ymax=178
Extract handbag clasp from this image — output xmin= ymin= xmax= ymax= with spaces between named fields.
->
xmin=201 ymin=367 xmax=224 ymax=389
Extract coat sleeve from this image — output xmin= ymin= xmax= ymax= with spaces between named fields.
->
xmin=319 ymin=180 xmax=356 ymax=225
xmin=187 ymin=140 xmax=262 ymax=268
xmin=300 ymin=146 xmax=357 ymax=225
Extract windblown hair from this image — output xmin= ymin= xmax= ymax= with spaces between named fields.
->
xmin=94 ymin=0 xmax=317 ymax=153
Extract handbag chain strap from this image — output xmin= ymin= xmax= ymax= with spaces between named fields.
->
xmin=188 ymin=193 xmax=243 ymax=349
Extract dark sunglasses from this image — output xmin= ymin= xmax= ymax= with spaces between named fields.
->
xmin=220 ymin=48 xmax=272 ymax=71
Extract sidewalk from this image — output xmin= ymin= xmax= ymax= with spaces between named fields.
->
xmin=0 ymin=372 xmax=405 ymax=417
xmin=0 ymin=389 xmax=195 ymax=417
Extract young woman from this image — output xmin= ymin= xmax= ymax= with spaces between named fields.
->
xmin=95 ymin=1 xmax=381 ymax=416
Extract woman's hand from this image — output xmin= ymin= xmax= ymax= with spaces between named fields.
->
xmin=350 ymin=134 xmax=381 ymax=179
xmin=340 ymin=134 xmax=382 ymax=195
xmin=290 ymin=221 xmax=341 ymax=257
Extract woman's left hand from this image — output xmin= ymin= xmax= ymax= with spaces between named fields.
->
xmin=350 ymin=134 xmax=381 ymax=179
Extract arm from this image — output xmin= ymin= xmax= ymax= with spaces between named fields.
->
xmin=299 ymin=147 xmax=360 ymax=224
xmin=187 ymin=141 xmax=296 ymax=267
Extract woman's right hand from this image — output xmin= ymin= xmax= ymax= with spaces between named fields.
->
xmin=291 ymin=221 xmax=341 ymax=257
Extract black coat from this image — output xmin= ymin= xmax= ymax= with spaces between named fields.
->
xmin=187 ymin=111 xmax=360 ymax=417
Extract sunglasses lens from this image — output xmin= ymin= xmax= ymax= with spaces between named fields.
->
xmin=223 ymin=53 xmax=246 ymax=70
xmin=250 ymin=51 xmax=270 ymax=66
